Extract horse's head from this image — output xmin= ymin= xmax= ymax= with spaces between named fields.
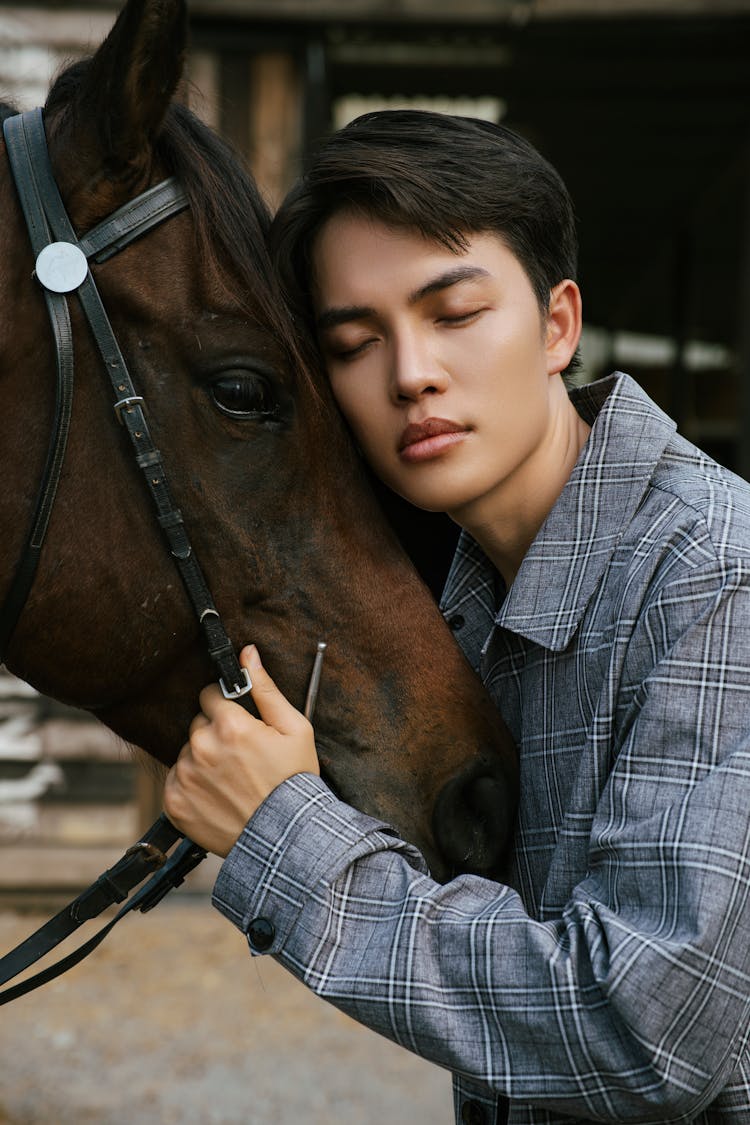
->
xmin=0 ymin=0 xmax=517 ymax=881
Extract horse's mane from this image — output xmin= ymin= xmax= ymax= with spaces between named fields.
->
xmin=6 ymin=62 xmax=306 ymax=380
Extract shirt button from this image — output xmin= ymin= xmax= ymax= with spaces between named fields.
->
xmin=448 ymin=613 xmax=465 ymax=631
xmin=247 ymin=917 xmax=275 ymax=952
xmin=460 ymin=1101 xmax=486 ymax=1125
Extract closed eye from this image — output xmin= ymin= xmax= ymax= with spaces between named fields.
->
xmin=437 ymin=308 xmax=486 ymax=326
xmin=326 ymin=337 xmax=377 ymax=362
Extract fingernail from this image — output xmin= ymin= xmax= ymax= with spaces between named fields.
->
xmin=247 ymin=644 xmax=262 ymax=670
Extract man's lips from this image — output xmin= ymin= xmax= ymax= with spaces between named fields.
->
xmin=398 ymin=417 xmax=471 ymax=462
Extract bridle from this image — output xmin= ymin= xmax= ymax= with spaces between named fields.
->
xmin=0 ymin=107 xmax=253 ymax=702
xmin=0 ymin=107 xmax=257 ymax=1003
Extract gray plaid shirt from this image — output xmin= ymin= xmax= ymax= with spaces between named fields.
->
xmin=214 ymin=372 xmax=750 ymax=1124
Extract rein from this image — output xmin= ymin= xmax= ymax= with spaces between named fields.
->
xmin=0 ymin=817 xmax=206 ymax=1005
xmin=0 ymin=107 xmax=256 ymax=1004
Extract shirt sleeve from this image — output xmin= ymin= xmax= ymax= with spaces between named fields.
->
xmin=212 ymin=560 xmax=750 ymax=1124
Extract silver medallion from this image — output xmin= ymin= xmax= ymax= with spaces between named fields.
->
xmin=35 ymin=241 xmax=89 ymax=294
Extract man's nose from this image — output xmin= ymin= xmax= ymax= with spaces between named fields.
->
xmin=390 ymin=333 xmax=450 ymax=402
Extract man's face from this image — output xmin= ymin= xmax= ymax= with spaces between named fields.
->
xmin=313 ymin=212 xmax=574 ymax=525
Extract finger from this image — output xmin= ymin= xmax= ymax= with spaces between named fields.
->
xmin=163 ymin=754 xmax=194 ymax=833
xmin=189 ymin=712 xmax=210 ymax=737
xmin=241 ymin=645 xmax=308 ymax=735
xmin=172 ymin=739 xmax=192 ymax=768
xmin=199 ymin=681 xmax=226 ymax=719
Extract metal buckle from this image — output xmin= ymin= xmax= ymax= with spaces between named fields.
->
xmin=113 ymin=395 xmax=145 ymax=424
xmin=124 ymin=841 xmax=168 ymax=869
xmin=220 ymin=667 xmax=253 ymax=700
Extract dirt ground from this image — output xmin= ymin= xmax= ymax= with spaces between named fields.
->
xmin=0 ymin=898 xmax=453 ymax=1124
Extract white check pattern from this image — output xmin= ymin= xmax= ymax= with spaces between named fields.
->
xmin=214 ymin=373 xmax=750 ymax=1124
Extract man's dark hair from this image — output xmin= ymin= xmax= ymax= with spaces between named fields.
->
xmin=270 ymin=109 xmax=578 ymax=343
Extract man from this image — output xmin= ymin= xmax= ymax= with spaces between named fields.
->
xmin=164 ymin=111 xmax=750 ymax=1123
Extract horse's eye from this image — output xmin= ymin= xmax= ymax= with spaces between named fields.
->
xmin=210 ymin=372 xmax=279 ymax=419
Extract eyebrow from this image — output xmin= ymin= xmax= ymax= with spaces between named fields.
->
xmin=316 ymin=265 xmax=491 ymax=333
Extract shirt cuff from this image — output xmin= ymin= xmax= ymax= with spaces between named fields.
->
xmin=212 ymin=772 xmax=426 ymax=955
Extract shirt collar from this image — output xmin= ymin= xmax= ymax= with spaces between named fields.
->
xmin=441 ymin=372 xmax=677 ymax=652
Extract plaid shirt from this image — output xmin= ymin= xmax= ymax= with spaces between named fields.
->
xmin=214 ymin=373 xmax=750 ymax=1124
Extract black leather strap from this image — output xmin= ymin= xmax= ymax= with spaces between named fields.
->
xmin=0 ymin=816 xmax=178 ymax=986
xmin=0 ymin=113 xmax=76 ymax=661
xmin=0 ymin=818 xmax=206 ymax=1006
xmin=79 ymin=177 xmax=189 ymax=263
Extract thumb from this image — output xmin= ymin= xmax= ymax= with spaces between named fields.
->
xmin=241 ymin=645 xmax=307 ymax=734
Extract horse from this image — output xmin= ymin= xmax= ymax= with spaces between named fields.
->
xmin=0 ymin=0 xmax=517 ymax=885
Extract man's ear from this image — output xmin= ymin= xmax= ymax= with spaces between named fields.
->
xmin=545 ymin=279 xmax=582 ymax=375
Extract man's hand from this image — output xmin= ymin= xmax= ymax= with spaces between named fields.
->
xmin=163 ymin=645 xmax=319 ymax=857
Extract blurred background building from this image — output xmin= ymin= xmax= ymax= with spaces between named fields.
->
xmin=1 ymin=0 xmax=750 ymax=896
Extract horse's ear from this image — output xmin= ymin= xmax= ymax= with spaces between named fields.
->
xmin=52 ymin=0 xmax=187 ymax=185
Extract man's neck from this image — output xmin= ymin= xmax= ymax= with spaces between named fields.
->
xmin=452 ymin=378 xmax=591 ymax=587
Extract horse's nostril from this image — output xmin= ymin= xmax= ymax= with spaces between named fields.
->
xmin=432 ymin=762 xmax=516 ymax=880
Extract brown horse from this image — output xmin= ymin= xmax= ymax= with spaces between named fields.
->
xmin=0 ymin=0 xmax=516 ymax=882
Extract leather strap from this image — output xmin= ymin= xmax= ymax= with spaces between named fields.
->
xmin=0 ymin=816 xmax=206 ymax=1005
xmin=80 ymin=178 xmax=189 ymax=263
xmin=0 ymin=113 xmax=75 ymax=660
